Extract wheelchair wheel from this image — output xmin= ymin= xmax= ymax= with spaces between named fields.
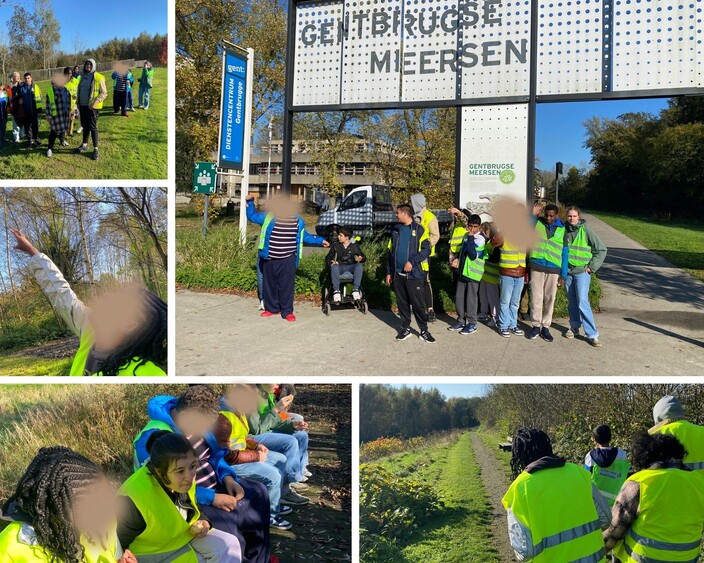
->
xmin=323 ymin=302 xmax=330 ymax=316
xmin=360 ymin=300 xmax=367 ymax=314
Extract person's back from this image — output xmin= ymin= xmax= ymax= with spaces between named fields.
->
xmin=503 ymin=462 xmax=606 ymax=562
xmin=613 ymin=456 xmax=704 ymax=562
xmin=651 ymin=395 xmax=704 ymax=471
xmin=585 ymin=446 xmax=630 ymax=506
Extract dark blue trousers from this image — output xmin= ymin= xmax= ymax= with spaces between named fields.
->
xmin=262 ymin=254 xmax=297 ymax=317
xmin=198 ymin=478 xmax=271 ymax=563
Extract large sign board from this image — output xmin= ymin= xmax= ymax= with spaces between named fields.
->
xmin=286 ymin=0 xmax=703 ymax=204
xmin=218 ymin=48 xmax=249 ymax=170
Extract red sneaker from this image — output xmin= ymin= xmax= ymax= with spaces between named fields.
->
xmin=260 ymin=311 xmax=278 ymax=318
xmin=270 ymin=557 xmax=280 ymax=563
xmin=284 ymin=314 xmax=296 ymax=322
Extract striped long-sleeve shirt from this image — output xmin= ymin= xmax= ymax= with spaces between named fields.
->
xmin=268 ymin=218 xmax=299 ymax=259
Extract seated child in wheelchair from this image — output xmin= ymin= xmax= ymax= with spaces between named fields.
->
xmin=325 ymin=227 xmax=366 ymax=303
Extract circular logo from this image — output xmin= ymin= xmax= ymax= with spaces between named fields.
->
xmin=499 ymin=169 xmax=516 ymax=185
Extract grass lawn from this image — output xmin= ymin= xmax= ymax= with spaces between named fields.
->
xmin=593 ymin=211 xmax=704 ymax=282
xmin=376 ymin=433 xmax=500 ymax=563
xmin=0 ymin=67 xmax=167 ymax=179
xmin=0 ymin=355 xmax=72 ymax=376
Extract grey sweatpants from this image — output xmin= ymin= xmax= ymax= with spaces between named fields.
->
xmin=455 ymin=278 xmax=480 ymax=324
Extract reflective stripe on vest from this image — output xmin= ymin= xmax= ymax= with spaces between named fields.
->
xmin=0 ymin=521 xmax=118 ymax=563
xmin=461 ymin=240 xmax=486 ymax=282
xmin=119 ymin=465 xmax=199 ymax=562
xmin=482 ymin=261 xmax=500 ymax=284
xmin=420 ymin=209 xmax=437 ymax=257
xmin=499 ymin=241 xmax=526 ymax=269
xmin=502 ymin=463 xmax=606 ymax=563
xmin=449 ymin=224 xmax=466 ymax=253
xmin=220 ymin=410 xmax=250 ymax=450
xmin=569 ymin=226 xmax=592 ymax=267
xmin=615 ymin=468 xmax=704 ymax=563
xmin=653 ymin=421 xmax=704 ymax=472
xmin=592 ymin=458 xmax=630 ymax=507
xmin=532 ymin=222 xmax=565 ymax=267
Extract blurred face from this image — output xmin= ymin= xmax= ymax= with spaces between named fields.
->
xmin=481 ymin=225 xmax=491 ymax=238
xmin=72 ymin=476 xmax=118 ymax=540
xmin=545 ymin=209 xmax=558 ymax=225
xmin=177 ymin=408 xmax=218 ymax=438
xmin=24 ymin=75 xmax=32 ymax=85
xmin=227 ymin=386 xmax=260 ymax=416
xmin=265 ymin=195 xmax=299 ymax=219
xmin=88 ymin=286 xmax=148 ymax=352
xmin=160 ymin=453 xmax=198 ymax=493
xmin=51 ymin=71 xmax=68 ymax=87
xmin=566 ymin=209 xmax=580 ymax=225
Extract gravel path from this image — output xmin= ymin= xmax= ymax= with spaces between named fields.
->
xmin=470 ymin=432 xmax=515 ymax=562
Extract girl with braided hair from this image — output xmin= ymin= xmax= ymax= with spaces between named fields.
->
xmin=502 ymin=428 xmax=611 ymax=562
xmin=0 ymin=446 xmax=135 ymax=563
xmin=9 ymin=228 xmax=167 ymax=376
xmin=118 ymin=431 xmax=242 ymax=562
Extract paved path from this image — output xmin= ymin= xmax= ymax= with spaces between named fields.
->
xmin=176 ymin=214 xmax=704 ymax=376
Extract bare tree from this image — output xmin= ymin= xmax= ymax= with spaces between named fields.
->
xmin=72 ymin=31 xmax=85 ymax=64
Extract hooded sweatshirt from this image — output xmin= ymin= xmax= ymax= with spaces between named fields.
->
xmin=78 ymin=58 xmax=97 ymax=106
xmin=133 ymin=395 xmax=238 ymax=505
xmin=410 ymin=193 xmax=440 ymax=249
xmin=585 ymin=446 xmax=628 ymax=471
xmin=564 ymin=218 xmax=608 ymax=275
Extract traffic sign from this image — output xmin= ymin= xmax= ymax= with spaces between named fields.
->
xmin=193 ymin=162 xmax=217 ymax=194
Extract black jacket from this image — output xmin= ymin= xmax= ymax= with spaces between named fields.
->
xmin=326 ymin=240 xmax=366 ymax=266
xmin=386 ymin=222 xmax=430 ymax=280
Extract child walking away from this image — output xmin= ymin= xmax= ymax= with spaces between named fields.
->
xmin=0 ymin=446 xmax=136 ymax=563
xmin=326 ymin=227 xmax=366 ymax=302
xmin=447 ymin=214 xmax=486 ymax=335
xmin=45 ymin=69 xmax=72 ymax=158
xmin=10 ymin=229 xmax=167 ymax=376
xmin=118 ymin=431 xmax=243 ymax=562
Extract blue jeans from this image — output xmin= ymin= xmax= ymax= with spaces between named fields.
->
xmin=566 ymin=272 xmax=599 ymax=338
xmin=256 ymin=256 xmax=264 ymax=301
xmin=139 ymin=84 xmax=151 ymax=108
xmin=232 ymin=451 xmax=287 ymax=516
xmin=499 ymin=275 xmax=525 ymax=330
xmin=253 ymin=432 xmax=309 ymax=482
xmin=126 ymin=89 xmax=133 ymax=110
xmin=331 ymin=262 xmax=363 ymax=291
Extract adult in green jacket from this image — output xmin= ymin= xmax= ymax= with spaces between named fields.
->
xmin=564 ymin=206 xmax=607 ymax=347
xmin=138 ymin=60 xmax=154 ymax=109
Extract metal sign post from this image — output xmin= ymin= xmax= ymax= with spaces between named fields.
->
xmin=193 ymin=162 xmax=218 ymax=237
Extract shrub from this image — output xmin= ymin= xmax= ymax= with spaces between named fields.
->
xmin=360 ymin=464 xmax=444 ymax=562
xmin=360 ymin=437 xmax=406 ymax=461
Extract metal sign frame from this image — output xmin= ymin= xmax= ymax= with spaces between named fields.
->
xmin=281 ymin=0 xmax=703 ymax=205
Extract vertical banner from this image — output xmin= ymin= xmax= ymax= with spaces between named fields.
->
xmin=218 ymin=48 xmax=249 ymax=170
xmin=458 ymin=104 xmax=529 ymax=206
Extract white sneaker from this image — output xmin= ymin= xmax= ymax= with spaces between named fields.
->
xmin=351 ymin=290 xmax=361 ymax=301
xmin=332 ymin=292 xmax=341 ymax=304
xmin=46 ymin=149 xmax=52 ymax=157
xmin=76 ymin=127 xmax=83 ymax=133
xmin=258 ymin=300 xmax=265 ymax=311
xmin=304 ymin=469 xmax=313 ymax=478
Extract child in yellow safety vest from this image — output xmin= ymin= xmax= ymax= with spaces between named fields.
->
xmin=448 ymin=214 xmax=486 ymax=335
xmin=0 ymin=446 xmax=135 ymax=563
xmin=45 ymin=68 xmax=72 ymax=158
xmin=10 ymin=229 xmax=167 ymax=376
xmin=118 ymin=430 xmax=243 ymax=562
xmin=478 ymin=222 xmax=501 ymax=327
xmin=216 ymin=384 xmax=307 ymax=531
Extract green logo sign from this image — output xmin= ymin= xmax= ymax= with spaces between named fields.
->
xmin=193 ymin=162 xmax=217 ymax=194
xmin=499 ymin=169 xmax=516 ymax=185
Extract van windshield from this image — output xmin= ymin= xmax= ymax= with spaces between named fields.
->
xmin=340 ymin=191 xmax=367 ymax=211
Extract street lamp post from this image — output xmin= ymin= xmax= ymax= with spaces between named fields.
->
xmin=266 ymin=118 xmax=273 ymax=199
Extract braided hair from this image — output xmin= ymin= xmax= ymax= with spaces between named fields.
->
xmin=2 ymin=447 xmax=104 ymax=563
xmin=98 ymin=288 xmax=167 ymax=376
xmin=510 ymin=428 xmax=554 ymax=480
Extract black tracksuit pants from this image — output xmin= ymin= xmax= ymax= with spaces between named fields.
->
xmin=393 ymin=273 xmax=428 ymax=332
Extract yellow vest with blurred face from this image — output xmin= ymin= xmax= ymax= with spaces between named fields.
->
xmin=0 ymin=521 xmax=118 ymax=562
xmin=220 ymin=410 xmax=250 ymax=450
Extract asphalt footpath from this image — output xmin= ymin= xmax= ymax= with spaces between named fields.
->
xmin=175 ymin=213 xmax=704 ymax=376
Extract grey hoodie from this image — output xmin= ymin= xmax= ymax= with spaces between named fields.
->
xmin=78 ymin=58 xmax=97 ymax=106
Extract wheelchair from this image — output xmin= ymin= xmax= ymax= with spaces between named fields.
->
xmin=321 ymin=269 xmax=368 ymax=315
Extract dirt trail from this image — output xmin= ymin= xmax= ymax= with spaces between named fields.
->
xmin=469 ymin=432 xmax=515 ymax=563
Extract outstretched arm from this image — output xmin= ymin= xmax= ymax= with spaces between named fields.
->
xmin=10 ymin=229 xmax=90 ymax=337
